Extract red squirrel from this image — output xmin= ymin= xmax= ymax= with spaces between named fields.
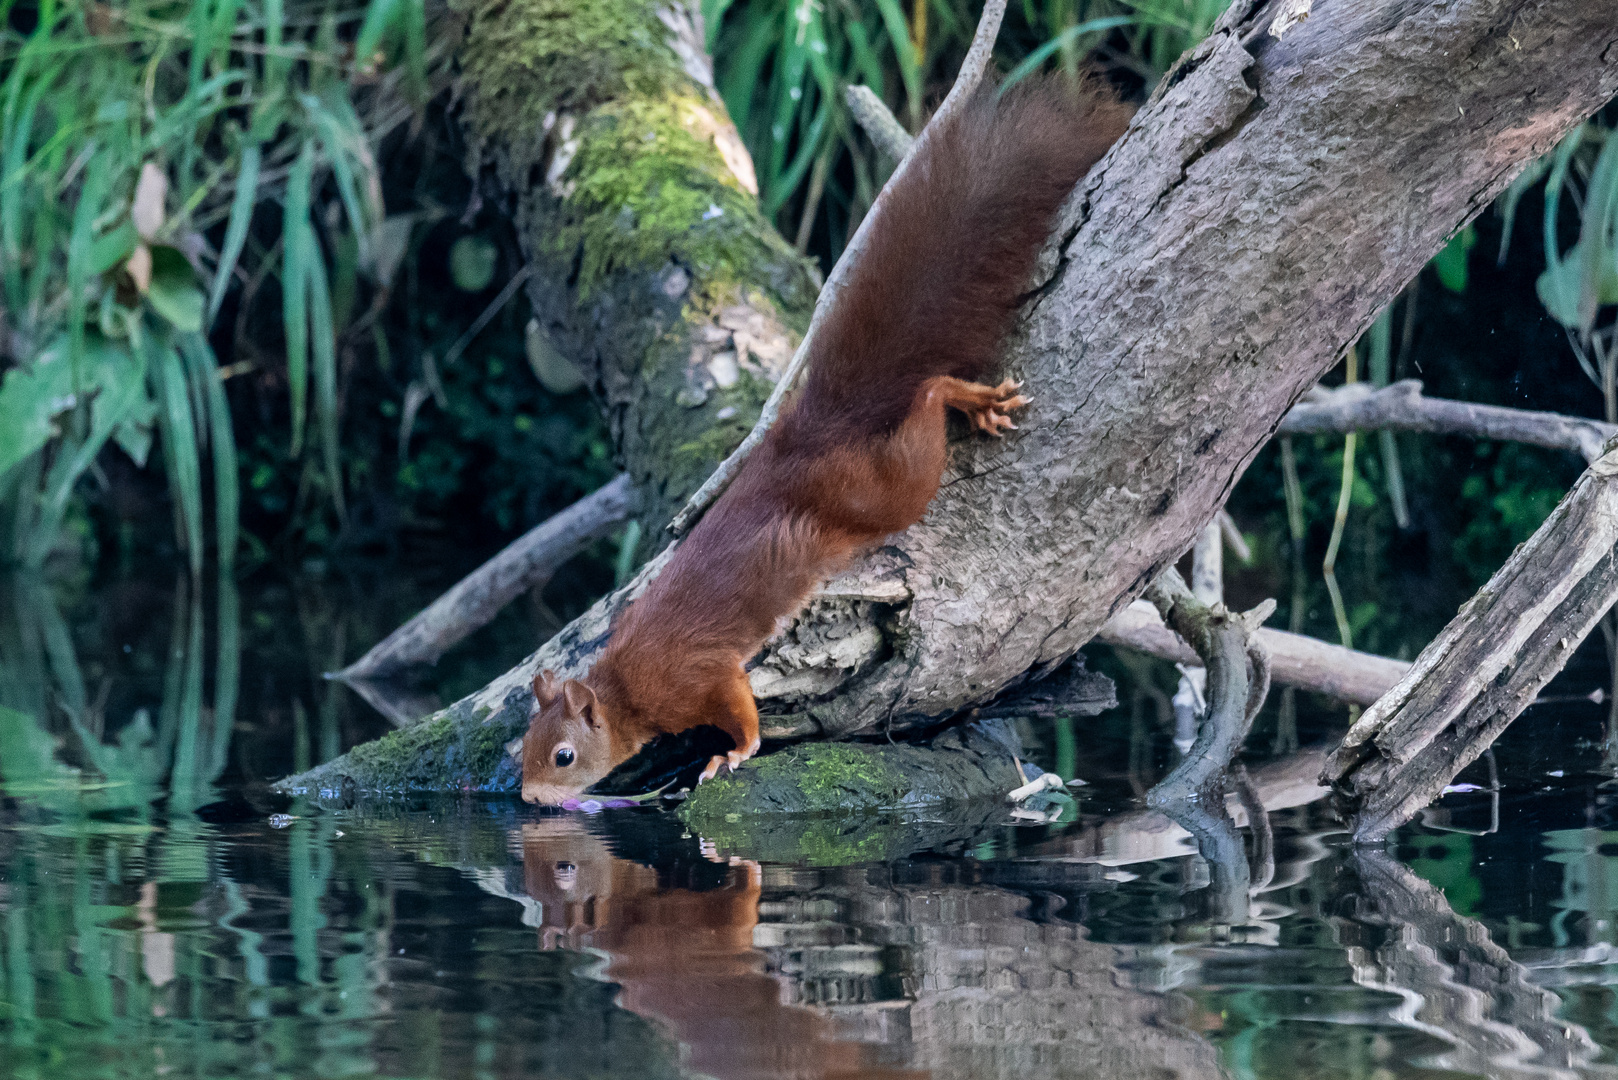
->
xmin=522 ymin=78 xmax=1130 ymax=805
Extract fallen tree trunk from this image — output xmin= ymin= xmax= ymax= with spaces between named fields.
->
xmin=1324 ymin=448 xmax=1618 ymax=843
xmin=288 ymin=0 xmax=1618 ymax=795
xmin=459 ymin=0 xmax=819 ymax=539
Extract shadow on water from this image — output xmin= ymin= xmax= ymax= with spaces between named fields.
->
xmin=11 ymin=566 xmax=1618 ymax=1077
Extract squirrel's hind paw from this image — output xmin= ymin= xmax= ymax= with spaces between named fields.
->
xmin=955 ymin=379 xmax=1032 ymax=437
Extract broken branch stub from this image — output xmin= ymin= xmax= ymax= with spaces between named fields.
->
xmin=1141 ymin=568 xmax=1273 ymax=804
xmin=1324 ymin=445 xmax=1618 ymax=843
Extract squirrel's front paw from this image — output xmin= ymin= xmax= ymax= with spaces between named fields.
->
xmin=697 ymin=739 xmax=759 ymax=783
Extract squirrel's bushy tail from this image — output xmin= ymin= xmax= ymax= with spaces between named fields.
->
xmin=796 ymin=78 xmax=1131 ymax=439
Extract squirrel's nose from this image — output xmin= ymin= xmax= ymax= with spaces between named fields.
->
xmin=522 ymin=781 xmax=565 ymax=805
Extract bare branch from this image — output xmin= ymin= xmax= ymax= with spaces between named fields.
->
xmin=1324 ymin=447 xmax=1618 ymax=843
xmin=1217 ymin=509 xmax=1252 ymax=563
xmin=1280 ymin=379 xmax=1617 ymax=463
xmin=1099 ymin=599 xmax=1407 ymax=706
xmin=667 ymin=0 xmax=1008 ymax=535
xmin=336 ymin=474 xmax=636 ymax=682
xmin=845 ymin=85 xmax=914 ymax=161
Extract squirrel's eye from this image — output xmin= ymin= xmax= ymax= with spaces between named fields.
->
xmin=554 ymin=746 xmax=575 ymax=768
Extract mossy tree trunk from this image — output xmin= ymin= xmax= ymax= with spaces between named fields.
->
xmin=459 ymin=0 xmax=819 ymax=536
xmin=286 ymin=0 xmax=1618 ymax=797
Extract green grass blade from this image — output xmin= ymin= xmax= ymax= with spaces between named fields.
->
xmin=355 ymin=0 xmax=402 ymax=61
xmin=303 ymin=224 xmax=345 ymax=522
xmin=210 ymin=0 xmax=243 ymax=71
xmin=403 ymin=0 xmax=428 ymax=101
xmin=26 ymin=339 xmax=146 ymax=568
xmin=766 ymin=100 xmax=829 ymax=217
xmin=66 ymin=149 xmax=112 ymax=389
xmin=872 ymin=0 xmax=920 ymax=127
xmin=264 ymin=0 xmax=288 ymax=88
xmin=153 ymin=340 xmax=205 ymax=578
xmin=764 ymin=1 xmax=816 ymax=203
xmin=1575 ymin=130 xmax=1618 ymax=334
xmin=208 ymin=141 xmax=260 ymax=326
xmin=307 ymin=97 xmax=373 ymax=267
xmin=211 ymin=578 xmax=241 ymax=781
xmin=1542 ymin=125 xmax=1584 ymax=273
xmin=183 ymin=333 xmax=238 ymax=572
xmin=1003 ymin=16 xmax=1135 ymax=90
xmin=716 ymin=1 xmax=781 ymax=138
xmin=283 ymin=140 xmax=315 ymax=457
xmin=702 ymin=0 xmax=736 ymax=51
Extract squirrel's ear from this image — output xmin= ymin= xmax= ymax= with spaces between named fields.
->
xmin=533 ymin=669 xmax=560 ymax=707
xmin=561 ymin=679 xmax=600 ymax=727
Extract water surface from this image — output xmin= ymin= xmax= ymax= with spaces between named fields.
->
xmin=5 ymin=565 xmax=1618 ymax=1079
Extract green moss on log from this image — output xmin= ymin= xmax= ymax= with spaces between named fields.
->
xmin=459 ymin=0 xmax=675 ymax=135
xmin=278 ymin=690 xmax=529 ymax=795
xmin=679 ymin=720 xmax=1028 ymax=831
xmin=557 ymin=94 xmax=786 ymax=299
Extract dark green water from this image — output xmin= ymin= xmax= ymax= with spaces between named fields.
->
xmin=7 ymin=566 xmax=1618 ymax=1079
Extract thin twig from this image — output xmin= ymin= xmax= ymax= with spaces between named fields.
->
xmin=667 ymin=0 xmax=1008 ymax=536
xmin=335 ymin=474 xmax=635 ymax=680
xmin=1323 ymin=349 xmax=1359 ymax=651
xmin=441 ymin=265 xmax=533 ymax=368
xmin=1279 ymin=379 xmax=1617 ymax=463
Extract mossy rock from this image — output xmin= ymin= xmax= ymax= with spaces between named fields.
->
xmin=677 ymin=719 xmax=1030 ymax=862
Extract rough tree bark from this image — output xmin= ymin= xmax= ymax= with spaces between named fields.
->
xmin=285 ymin=0 xmax=1618 ymax=795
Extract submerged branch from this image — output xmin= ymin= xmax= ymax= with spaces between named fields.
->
xmin=1140 ymin=568 xmax=1271 ymax=804
xmin=1324 ymin=447 xmax=1618 ymax=843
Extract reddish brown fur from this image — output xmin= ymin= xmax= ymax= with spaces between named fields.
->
xmin=523 ymin=79 xmax=1131 ymax=803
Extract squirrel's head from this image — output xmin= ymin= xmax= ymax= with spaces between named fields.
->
xmin=521 ymin=670 xmax=613 ymax=804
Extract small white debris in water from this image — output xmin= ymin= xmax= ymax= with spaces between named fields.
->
xmin=1548 ymin=770 xmax=1565 ymax=777
xmin=334 ymin=830 xmax=344 ymax=838
xmin=268 ymin=814 xmax=296 ymax=829
xmin=716 ymin=406 xmax=737 ymax=420
xmin=1441 ymin=783 xmax=1483 ymax=794
xmin=702 ymin=203 xmax=724 ymax=220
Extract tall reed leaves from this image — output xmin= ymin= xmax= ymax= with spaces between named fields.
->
xmin=0 ymin=1 xmax=423 ymax=573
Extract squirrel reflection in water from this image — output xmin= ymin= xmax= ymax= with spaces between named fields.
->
xmin=520 ymin=820 xmax=921 ymax=1080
